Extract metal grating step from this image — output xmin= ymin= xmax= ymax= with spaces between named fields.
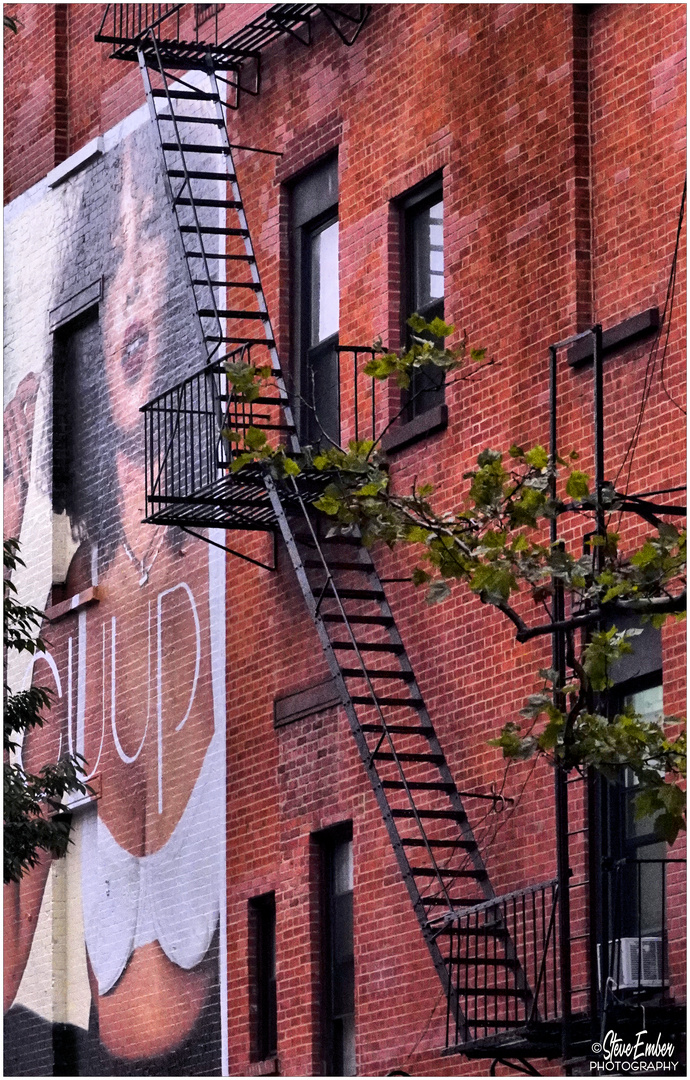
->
xmin=185 ymin=252 xmax=256 ymax=262
xmin=161 ymin=141 xmax=230 ymax=153
xmin=351 ymin=695 xmax=423 ymax=707
xmin=168 ymin=168 xmax=235 ymax=181
xmin=340 ymin=668 xmax=414 ymax=681
xmin=322 ymin=613 xmax=394 ymax=626
xmin=206 ymin=336 xmax=276 ymax=347
xmin=382 ymin=780 xmax=455 ymax=791
xmin=193 ymin=279 xmax=261 ymax=290
xmin=332 ymin=641 xmax=404 ymax=654
xmin=176 ymin=199 xmax=243 ymax=210
xmin=361 ymin=724 xmax=431 ymax=735
xmin=199 ymin=308 xmax=266 ymax=319
xmin=411 ymin=868 xmax=488 ymax=880
xmin=180 ymin=225 xmax=250 ymax=236
xmin=151 ymin=88 xmax=219 ymax=100
xmin=304 ymin=558 xmax=371 ymax=571
xmin=157 ymin=113 xmax=224 ymax=125
xmin=315 ymin=586 xmax=385 ymax=601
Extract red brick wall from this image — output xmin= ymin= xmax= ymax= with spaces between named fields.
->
xmin=3 ymin=3 xmax=685 ymax=1076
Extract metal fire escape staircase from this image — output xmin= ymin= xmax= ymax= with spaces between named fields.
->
xmin=104 ymin=6 xmax=560 ymax=1056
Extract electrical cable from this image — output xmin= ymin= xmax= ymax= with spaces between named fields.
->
xmin=613 ymin=177 xmax=686 ymax=495
xmin=403 ymin=986 xmax=444 ymax=1063
xmin=658 ymin=177 xmax=686 ymax=415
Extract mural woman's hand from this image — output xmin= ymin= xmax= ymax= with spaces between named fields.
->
xmin=3 ymin=372 xmax=39 ymax=541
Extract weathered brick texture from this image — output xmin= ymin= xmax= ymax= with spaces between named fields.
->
xmin=3 ymin=4 xmax=685 ymax=1077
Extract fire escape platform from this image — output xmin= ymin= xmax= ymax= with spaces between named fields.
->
xmin=443 ymin=1016 xmax=590 ymax=1061
xmin=96 ymin=4 xmax=362 ymax=70
xmin=143 ymin=461 xmax=330 ymax=533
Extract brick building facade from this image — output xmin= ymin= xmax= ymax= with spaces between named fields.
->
xmin=3 ymin=4 xmax=686 ymax=1077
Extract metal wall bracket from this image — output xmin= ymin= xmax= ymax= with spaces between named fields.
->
xmin=180 ymin=525 xmax=278 ymax=571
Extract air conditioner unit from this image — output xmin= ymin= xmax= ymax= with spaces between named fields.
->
xmin=598 ymin=937 xmax=665 ymax=989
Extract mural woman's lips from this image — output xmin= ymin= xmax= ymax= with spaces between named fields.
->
xmin=121 ymin=322 xmax=150 ymax=384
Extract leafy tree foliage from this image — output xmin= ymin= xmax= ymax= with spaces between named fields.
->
xmin=221 ymin=319 xmax=686 ymax=843
xmin=4 ymin=539 xmax=90 ymax=884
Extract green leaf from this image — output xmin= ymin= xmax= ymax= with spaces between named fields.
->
xmin=282 ymin=457 xmax=301 ymax=476
xmin=407 ymin=313 xmax=428 ymax=333
xmin=314 ymin=494 xmax=340 ymax=516
xmin=244 ymin=426 xmax=268 ymax=451
xmin=631 ymin=540 xmax=658 ymax=568
xmin=524 ymin=445 xmax=549 ymax=470
xmin=406 ymin=526 xmax=431 ymax=544
xmin=566 ymin=470 xmax=590 ymax=499
xmin=427 ymin=316 xmax=455 ymax=339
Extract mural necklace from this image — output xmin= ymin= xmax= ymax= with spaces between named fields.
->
xmin=122 ymin=527 xmax=165 ymax=587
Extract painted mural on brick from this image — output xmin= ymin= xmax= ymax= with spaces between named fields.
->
xmin=4 ymin=116 xmax=227 ymax=1076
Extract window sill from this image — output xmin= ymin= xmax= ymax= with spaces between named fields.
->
xmin=45 ymin=586 xmax=101 ymax=624
xmin=245 ymin=1057 xmax=280 ymax=1076
xmin=380 ymin=403 xmax=448 ymax=455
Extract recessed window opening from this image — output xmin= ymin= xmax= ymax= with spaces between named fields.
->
xmin=51 ymin=308 xmax=103 ymax=601
xmin=290 ymin=156 xmax=340 ymax=448
xmin=401 ymin=178 xmax=445 ymax=421
xmin=601 ymin=674 xmax=666 ymax=942
xmin=317 ymin=823 xmax=355 ymax=1076
xmin=249 ymin=892 xmax=277 ymax=1061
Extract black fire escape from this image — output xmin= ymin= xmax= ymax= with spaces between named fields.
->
xmin=95 ymin=6 xmax=686 ymax=1071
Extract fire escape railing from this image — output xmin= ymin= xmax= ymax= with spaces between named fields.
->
xmin=442 ymin=880 xmax=560 ymax=1051
xmin=141 ymin=351 xmax=279 ymax=531
xmin=96 ymin=4 xmax=371 ymax=82
xmin=141 ymin=344 xmax=389 ymax=531
xmin=96 ymin=4 xmax=184 ymax=47
xmin=442 ymin=855 xmax=685 ymax=1056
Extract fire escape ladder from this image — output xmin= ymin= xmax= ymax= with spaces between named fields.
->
xmin=138 ymin=34 xmax=299 ymax=455
xmin=263 ymin=473 xmax=537 ymax=1038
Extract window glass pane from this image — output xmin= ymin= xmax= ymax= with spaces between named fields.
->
xmin=623 ymin=684 xmax=665 ymax=842
xmin=333 ymin=838 xmax=353 ymax=895
xmin=625 ymin=684 xmax=663 ymax=722
xmin=411 ymin=198 xmax=444 ymax=310
xmin=326 ymin=835 xmax=355 ymax=1075
xmin=311 ymin=220 xmax=339 ymax=345
xmin=428 ymin=199 xmax=444 ymax=299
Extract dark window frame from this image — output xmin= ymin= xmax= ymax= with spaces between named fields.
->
xmin=289 ymin=156 xmax=340 ymax=448
xmin=599 ymin=670 xmax=666 ymax=941
xmin=248 ymin=892 xmax=277 ymax=1062
xmin=401 ymin=175 xmax=445 ymax=423
xmin=315 ymin=822 xmax=355 ymax=1077
xmin=300 ymin=206 xmax=340 ymax=446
